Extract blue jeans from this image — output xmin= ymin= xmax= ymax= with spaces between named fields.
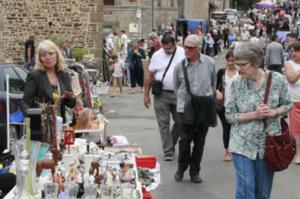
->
xmin=232 ymin=153 xmax=274 ymax=199
xmin=125 ymin=63 xmax=131 ymax=86
xmin=24 ymin=58 xmax=35 ymax=71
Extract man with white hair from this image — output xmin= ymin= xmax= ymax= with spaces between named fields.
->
xmin=173 ymin=34 xmax=216 ymax=183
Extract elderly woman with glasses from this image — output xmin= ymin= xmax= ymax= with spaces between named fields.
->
xmin=225 ymin=42 xmax=292 ymax=199
xmin=21 ymin=40 xmax=76 ymax=141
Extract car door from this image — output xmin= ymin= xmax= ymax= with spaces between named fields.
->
xmin=0 ymin=65 xmax=27 ymax=152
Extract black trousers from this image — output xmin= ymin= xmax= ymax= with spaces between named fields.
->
xmin=177 ymin=114 xmax=209 ymax=176
xmin=130 ymin=67 xmax=144 ymax=88
xmin=224 ymin=37 xmax=229 ymax=48
xmin=267 ymin=64 xmax=282 ymax=74
xmin=102 ymin=60 xmax=110 ymax=82
xmin=217 ymin=107 xmax=231 ymax=149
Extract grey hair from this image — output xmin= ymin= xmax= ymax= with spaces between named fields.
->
xmin=233 ymin=42 xmax=264 ymax=68
xmin=184 ymin=34 xmax=202 ymax=49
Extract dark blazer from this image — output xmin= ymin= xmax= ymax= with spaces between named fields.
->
xmin=62 ymin=47 xmax=73 ymax=59
xmin=216 ymin=68 xmax=225 ymax=92
xmin=21 ymin=69 xmax=76 ymax=121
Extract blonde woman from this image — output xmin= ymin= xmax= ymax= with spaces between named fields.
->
xmin=21 ymin=40 xmax=76 ymax=140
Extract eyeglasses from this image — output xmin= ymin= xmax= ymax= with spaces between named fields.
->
xmin=234 ymin=62 xmax=250 ymax=68
xmin=184 ymin=46 xmax=197 ymax=50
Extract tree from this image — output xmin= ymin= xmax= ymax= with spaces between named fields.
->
xmin=230 ymin=0 xmax=260 ymax=10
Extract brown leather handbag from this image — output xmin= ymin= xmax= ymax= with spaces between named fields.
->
xmin=263 ymin=72 xmax=296 ymax=172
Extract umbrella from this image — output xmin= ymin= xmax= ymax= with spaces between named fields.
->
xmin=255 ymin=1 xmax=274 ymax=9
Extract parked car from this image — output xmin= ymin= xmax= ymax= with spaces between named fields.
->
xmin=0 ymin=64 xmax=28 ymax=152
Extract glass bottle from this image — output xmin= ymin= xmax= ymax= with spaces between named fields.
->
xmin=14 ymin=148 xmax=34 ymax=199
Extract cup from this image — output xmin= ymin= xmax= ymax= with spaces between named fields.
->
xmin=84 ymin=183 xmax=98 ymax=199
xmin=44 ymin=182 xmax=59 ymax=199
xmin=64 ymin=183 xmax=78 ymax=199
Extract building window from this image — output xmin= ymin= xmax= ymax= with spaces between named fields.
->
xmin=170 ymin=0 xmax=174 ymax=7
xmin=104 ymin=0 xmax=115 ymax=6
xmin=157 ymin=0 xmax=161 ymax=7
xmin=129 ymin=0 xmax=137 ymax=2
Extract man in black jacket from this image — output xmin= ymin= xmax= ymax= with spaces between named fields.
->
xmin=24 ymin=32 xmax=36 ymax=71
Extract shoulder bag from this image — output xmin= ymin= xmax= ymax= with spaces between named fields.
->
xmin=214 ymin=69 xmax=225 ymax=112
xmin=263 ymin=71 xmax=296 ymax=172
xmin=152 ymin=47 xmax=177 ymax=96
xmin=181 ymin=60 xmax=217 ymax=128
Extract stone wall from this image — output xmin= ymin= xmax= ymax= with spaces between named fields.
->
xmin=184 ymin=0 xmax=210 ymax=20
xmin=0 ymin=0 xmax=103 ymax=65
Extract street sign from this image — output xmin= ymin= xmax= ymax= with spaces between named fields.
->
xmin=136 ymin=8 xmax=142 ymax=19
xmin=129 ymin=23 xmax=139 ymax=33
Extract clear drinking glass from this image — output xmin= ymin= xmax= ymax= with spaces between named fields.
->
xmin=64 ymin=183 xmax=78 ymax=199
xmin=12 ymin=140 xmax=34 ymax=199
xmin=29 ymin=141 xmax=41 ymax=195
xmin=84 ymin=183 xmax=98 ymax=199
xmin=44 ymin=182 xmax=59 ymax=199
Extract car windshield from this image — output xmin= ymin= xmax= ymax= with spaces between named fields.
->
xmin=3 ymin=66 xmax=26 ymax=94
xmin=13 ymin=66 xmax=28 ymax=82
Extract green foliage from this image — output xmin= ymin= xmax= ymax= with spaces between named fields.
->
xmin=231 ymin=0 xmax=260 ymax=10
xmin=72 ymin=48 xmax=88 ymax=61
xmin=51 ymin=34 xmax=65 ymax=46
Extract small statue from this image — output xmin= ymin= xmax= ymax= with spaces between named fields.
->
xmin=119 ymin=162 xmax=136 ymax=188
xmin=67 ymin=160 xmax=79 ymax=182
xmin=89 ymin=160 xmax=103 ymax=184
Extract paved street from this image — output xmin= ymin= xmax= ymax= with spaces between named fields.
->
xmin=100 ymin=52 xmax=300 ymax=199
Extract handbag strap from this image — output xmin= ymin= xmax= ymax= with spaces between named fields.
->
xmin=263 ymin=71 xmax=273 ymax=130
xmin=220 ymin=69 xmax=225 ymax=94
xmin=160 ymin=47 xmax=177 ymax=82
xmin=182 ymin=59 xmax=192 ymax=95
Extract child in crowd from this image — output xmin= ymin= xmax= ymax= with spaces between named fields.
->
xmin=110 ymin=55 xmax=125 ymax=97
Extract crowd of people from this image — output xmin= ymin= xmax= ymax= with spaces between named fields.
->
xmin=142 ymin=2 xmax=299 ymax=199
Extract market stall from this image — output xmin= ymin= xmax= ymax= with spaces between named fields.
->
xmin=2 ymin=60 xmax=160 ymax=199
xmin=3 ymin=104 xmax=159 ymax=199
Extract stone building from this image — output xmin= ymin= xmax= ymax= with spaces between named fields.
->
xmin=179 ymin=0 xmax=218 ymax=20
xmin=103 ymin=0 xmax=178 ymax=37
xmin=102 ymin=0 xmax=223 ymax=38
xmin=215 ymin=0 xmax=230 ymax=11
xmin=0 ymin=0 xmax=103 ymax=65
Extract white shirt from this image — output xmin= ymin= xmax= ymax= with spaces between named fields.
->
xmin=149 ymin=46 xmax=185 ymax=91
xmin=224 ymin=70 xmax=239 ymax=106
xmin=106 ymin=37 xmax=114 ymax=51
xmin=287 ymin=60 xmax=300 ymax=102
xmin=249 ymin=37 xmax=260 ymax=47
xmin=112 ymin=61 xmax=125 ymax=78
xmin=240 ymin=30 xmax=250 ymax=41
xmin=121 ymin=33 xmax=129 ymax=52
